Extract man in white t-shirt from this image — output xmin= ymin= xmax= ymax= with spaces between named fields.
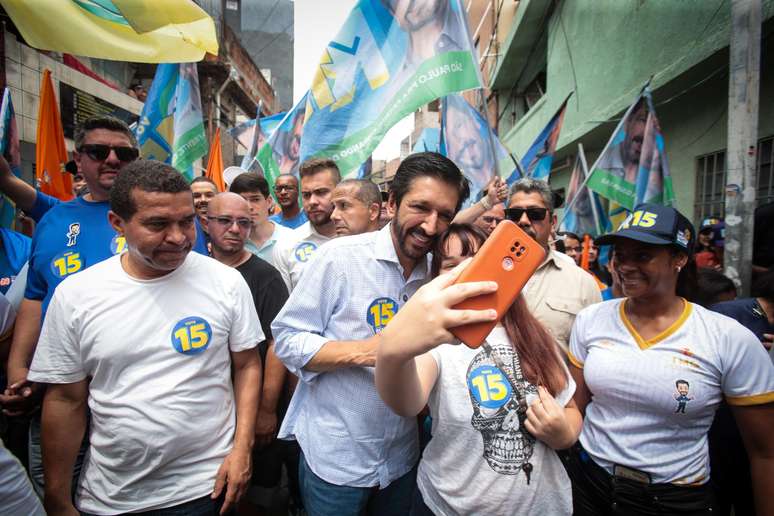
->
xmin=27 ymin=160 xmax=263 ymax=516
xmin=272 ymin=158 xmax=340 ymax=292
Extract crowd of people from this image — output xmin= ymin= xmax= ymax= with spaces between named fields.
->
xmin=0 ymin=114 xmax=771 ymax=516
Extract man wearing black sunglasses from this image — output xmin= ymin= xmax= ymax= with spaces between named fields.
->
xmin=506 ymin=178 xmax=601 ymax=357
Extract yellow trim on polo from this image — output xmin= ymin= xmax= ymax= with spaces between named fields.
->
xmin=620 ymin=298 xmax=692 ymax=350
xmin=568 ymin=351 xmax=584 ymax=369
xmin=725 ymin=391 xmax=774 ymax=406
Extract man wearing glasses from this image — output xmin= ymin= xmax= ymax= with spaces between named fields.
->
xmin=0 ymin=116 xmax=208 ymax=493
xmin=204 ymin=192 xmax=294 ymax=515
xmin=505 ymin=178 xmax=601 ymax=357
xmin=270 ymin=174 xmax=308 ymax=229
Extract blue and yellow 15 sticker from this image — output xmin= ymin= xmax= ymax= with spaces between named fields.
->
xmin=50 ymin=251 xmax=83 ymax=278
xmin=467 ymin=365 xmax=512 ymax=409
xmin=366 ymin=297 xmax=397 ymax=333
xmin=110 ymin=235 xmax=128 ymax=255
xmin=171 ymin=317 xmax=213 ymax=355
xmin=294 ymin=241 xmax=317 ymax=262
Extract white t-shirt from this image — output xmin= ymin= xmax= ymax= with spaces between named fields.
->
xmin=271 ymin=221 xmax=332 ymax=292
xmin=28 ymin=252 xmax=263 ymax=514
xmin=570 ymin=298 xmax=774 ymax=485
xmin=418 ymin=326 xmax=575 ymax=515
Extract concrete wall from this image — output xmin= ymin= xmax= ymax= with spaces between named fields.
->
xmin=496 ymin=0 xmax=774 ymax=222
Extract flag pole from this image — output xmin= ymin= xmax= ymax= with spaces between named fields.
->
xmin=577 ymin=143 xmax=603 ymax=234
xmin=560 ymin=81 xmax=650 ymax=220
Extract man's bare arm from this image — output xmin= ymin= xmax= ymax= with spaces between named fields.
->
xmin=0 ymin=156 xmax=37 ymax=212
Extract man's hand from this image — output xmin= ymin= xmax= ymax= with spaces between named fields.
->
xmin=0 ymin=378 xmax=44 ymax=416
xmin=486 ymin=177 xmax=508 ymax=205
xmin=524 ymin=386 xmax=576 ymax=450
xmin=212 ymin=448 xmax=252 ymax=515
xmin=254 ymin=409 xmax=277 ymax=448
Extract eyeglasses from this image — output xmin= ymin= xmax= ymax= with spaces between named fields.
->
xmin=207 ymin=216 xmax=252 ymax=229
xmin=79 ymin=144 xmax=139 ymax=163
xmin=504 ymin=207 xmax=548 ymax=223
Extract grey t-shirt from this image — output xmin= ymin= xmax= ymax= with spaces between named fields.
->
xmin=418 ymin=326 xmax=574 ymax=515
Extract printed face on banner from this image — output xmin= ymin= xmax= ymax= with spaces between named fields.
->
xmin=269 ymin=0 xmax=481 ymax=179
xmin=588 ymin=92 xmax=672 ymax=210
xmin=445 ymin=97 xmax=493 ymax=190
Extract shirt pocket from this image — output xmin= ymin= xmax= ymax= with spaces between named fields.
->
xmin=543 ymin=296 xmax=586 ymax=347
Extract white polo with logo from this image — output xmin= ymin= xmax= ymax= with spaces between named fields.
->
xmin=28 ymin=252 xmax=263 ymax=514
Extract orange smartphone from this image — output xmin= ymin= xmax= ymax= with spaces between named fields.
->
xmin=450 ymin=220 xmax=546 ymax=348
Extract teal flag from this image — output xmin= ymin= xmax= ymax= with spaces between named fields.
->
xmin=586 ymin=87 xmax=674 ymax=212
xmin=135 ymin=63 xmax=207 ymax=181
xmin=0 ymin=88 xmax=21 ymax=228
xmin=258 ymin=0 xmax=481 ymax=180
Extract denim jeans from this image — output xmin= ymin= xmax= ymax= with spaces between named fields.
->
xmin=299 ymin=452 xmax=416 ymax=516
xmin=80 ymin=493 xmax=226 ymax=516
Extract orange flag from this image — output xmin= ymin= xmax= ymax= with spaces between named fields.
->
xmin=205 ymin=127 xmax=225 ymax=192
xmin=580 ymin=234 xmax=592 ymax=271
xmin=35 ymin=69 xmax=72 ymax=201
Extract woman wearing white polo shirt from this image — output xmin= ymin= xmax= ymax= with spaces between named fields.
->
xmin=567 ymin=204 xmax=774 ymax=515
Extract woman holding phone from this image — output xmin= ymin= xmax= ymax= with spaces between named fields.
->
xmin=377 ymin=224 xmax=581 ymax=515
xmin=566 ymin=204 xmax=774 ymax=515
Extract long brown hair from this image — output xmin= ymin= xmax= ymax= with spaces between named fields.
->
xmin=433 ymin=224 xmax=567 ymax=395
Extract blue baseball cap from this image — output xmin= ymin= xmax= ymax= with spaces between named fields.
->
xmin=595 ymin=204 xmax=695 ymax=253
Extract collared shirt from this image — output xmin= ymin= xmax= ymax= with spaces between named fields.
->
xmin=271 ymin=221 xmax=332 ymax=292
xmin=244 ymin=221 xmax=293 ymax=267
xmin=523 ymin=249 xmax=602 ymax=355
xmin=272 ymin=224 xmax=426 ymax=488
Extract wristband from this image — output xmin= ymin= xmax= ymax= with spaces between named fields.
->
xmin=480 ymin=196 xmax=493 ymax=210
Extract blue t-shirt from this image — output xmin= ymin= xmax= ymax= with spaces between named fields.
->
xmin=270 ymin=210 xmax=308 ymax=229
xmin=25 ymin=197 xmax=208 ymax=316
xmin=0 ymin=228 xmax=31 ymax=295
xmin=27 ymin=191 xmax=60 ymax=223
xmin=711 ymin=298 xmax=774 ymax=342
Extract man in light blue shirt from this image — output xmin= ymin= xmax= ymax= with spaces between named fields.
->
xmin=270 ymin=174 xmax=308 ymax=229
xmin=272 ymin=152 xmax=470 ymax=516
xmin=229 ymin=172 xmax=293 ymax=266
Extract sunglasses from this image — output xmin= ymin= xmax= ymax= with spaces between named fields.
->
xmin=504 ymin=207 xmax=548 ymax=223
xmin=79 ymin=144 xmax=139 ymax=163
xmin=207 ymin=216 xmax=252 ymax=229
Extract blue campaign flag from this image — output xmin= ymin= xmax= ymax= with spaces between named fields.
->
xmin=255 ymin=94 xmax=308 ymax=187
xmin=268 ymin=0 xmax=481 ymax=180
xmin=412 ymin=128 xmax=440 ymax=154
xmin=135 ymin=63 xmax=207 ymax=181
xmin=441 ymin=93 xmax=513 ymax=204
xmin=513 ymin=97 xmax=569 ymax=183
xmin=0 ymin=89 xmax=22 ymax=228
xmin=560 ymin=149 xmax=610 ymax=238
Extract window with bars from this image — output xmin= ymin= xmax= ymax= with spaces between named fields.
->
xmin=693 ymin=135 xmax=774 ymax=223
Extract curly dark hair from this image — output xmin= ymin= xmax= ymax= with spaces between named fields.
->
xmin=110 ymin=159 xmax=191 ymax=220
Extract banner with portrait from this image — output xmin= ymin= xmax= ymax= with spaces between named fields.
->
xmin=270 ymin=0 xmax=481 ymax=180
xmin=586 ymin=87 xmax=674 ymax=212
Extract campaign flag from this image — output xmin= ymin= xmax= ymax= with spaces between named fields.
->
xmin=0 ymin=89 xmax=22 ymax=227
xmin=230 ymin=113 xmax=285 ymax=151
xmin=135 ymin=63 xmax=207 ymax=182
xmin=560 ymin=148 xmax=609 ymax=237
xmin=1 ymin=0 xmax=218 ymax=63
xmin=516 ymin=97 xmax=569 ymax=182
xmin=36 ymin=69 xmax=72 ymax=201
xmin=255 ymin=94 xmax=308 ymax=187
xmin=586 ymin=87 xmax=674 ymax=212
xmin=279 ymin=0 xmax=480 ymax=180
xmin=205 ymin=128 xmax=225 ymax=192
xmin=441 ymin=93 xmax=513 ymax=203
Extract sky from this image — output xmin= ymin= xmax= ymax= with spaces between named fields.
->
xmin=293 ymin=0 xmax=413 ymax=161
